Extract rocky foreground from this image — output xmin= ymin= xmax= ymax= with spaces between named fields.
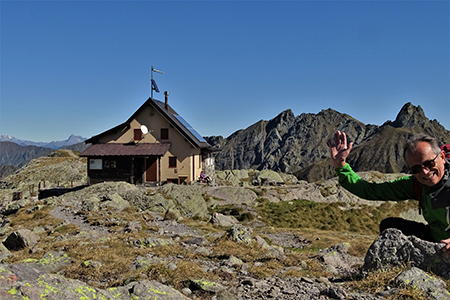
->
xmin=1 ymin=169 xmax=450 ymax=299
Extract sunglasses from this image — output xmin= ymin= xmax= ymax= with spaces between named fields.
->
xmin=409 ymin=154 xmax=439 ymax=174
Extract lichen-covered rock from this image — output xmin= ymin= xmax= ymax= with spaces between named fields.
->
xmin=126 ymin=189 xmax=174 ymax=213
xmin=184 ymin=236 xmax=209 ymax=246
xmin=80 ymin=192 xmax=129 ymax=212
xmin=0 ymin=268 xmax=191 ymax=300
xmin=216 ymin=170 xmax=250 ymax=186
xmin=222 ymin=255 xmax=244 ymax=267
xmin=100 ymin=192 xmax=131 ymax=211
xmin=320 ymin=286 xmax=348 ymax=299
xmin=363 ymin=228 xmax=450 ymax=278
xmin=82 ymin=260 xmax=102 ymax=268
xmin=81 ymin=195 xmax=102 ymax=211
xmin=227 ymin=225 xmax=252 ymax=244
xmin=279 ymin=173 xmax=298 ymax=184
xmin=132 ymin=237 xmax=175 ymax=248
xmin=3 ymin=199 xmax=31 ymax=215
xmin=185 ymin=278 xmax=226 ymax=293
xmin=160 ymin=184 xmax=209 ymax=218
xmin=130 ymin=255 xmax=164 ymax=271
xmin=125 ymin=279 xmax=191 ymax=299
xmin=0 ymin=243 xmax=12 ymax=262
xmin=394 ymin=267 xmax=450 ymax=300
xmin=320 ymin=243 xmax=363 ymax=276
xmin=206 ymin=186 xmax=257 ymax=206
xmin=252 ymin=235 xmax=285 ymax=258
xmin=35 ymin=251 xmax=72 ymax=273
xmin=253 ymin=170 xmax=284 ymax=185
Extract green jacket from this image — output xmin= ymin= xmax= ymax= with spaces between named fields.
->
xmin=336 ymin=163 xmax=449 ymax=242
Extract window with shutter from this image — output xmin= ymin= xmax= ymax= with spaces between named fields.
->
xmin=161 ymin=128 xmax=169 ymax=140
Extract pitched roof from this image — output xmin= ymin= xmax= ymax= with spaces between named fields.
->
xmin=85 ymin=97 xmax=215 ymax=151
xmin=80 ymin=143 xmax=171 ymax=157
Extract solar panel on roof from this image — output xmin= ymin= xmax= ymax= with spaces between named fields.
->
xmin=151 ymin=79 xmax=160 ymax=93
xmin=174 ymin=115 xmax=207 ymax=142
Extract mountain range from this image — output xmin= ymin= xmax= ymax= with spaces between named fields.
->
xmin=1 ymin=103 xmax=449 ymax=182
xmin=205 ymin=102 xmax=449 ymax=182
xmin=0 ymin=135 xmax=88 ymax=179
xmin=0 ymin=134 xmax=86 ymax=149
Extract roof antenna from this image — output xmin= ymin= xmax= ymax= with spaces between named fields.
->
xmin=151 ymin=66 xmax=164 ymax=99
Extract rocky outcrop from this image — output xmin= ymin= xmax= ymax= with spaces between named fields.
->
xmin=0 ymin=154 xmax=87 ymax=199
xmin=124 ymin=183 xmax=210 ymax=219
xmin=363 ymin=228 xmax=450 ymax=278
xmin=0 ymin=267 xmax=191 ymax=300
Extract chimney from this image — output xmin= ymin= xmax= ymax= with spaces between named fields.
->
xmin=164 ymin=91 xmax=169 ymax=110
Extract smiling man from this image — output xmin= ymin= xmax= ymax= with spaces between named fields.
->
xmin=328 ymin=131 xmax=450 ymax=256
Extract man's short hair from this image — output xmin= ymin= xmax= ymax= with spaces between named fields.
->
xmin=403 ymin=134 xmax=441 ymax=166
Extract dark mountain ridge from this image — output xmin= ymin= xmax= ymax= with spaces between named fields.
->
xmin=0 ymin=140 xmax=88 ymax=173
xmin=0 ymin=134 xmax=88 ymax=176
xmin=206 ymin=102 xmax=449 ymax=182
xmin=0 ymin=142 xmax=54 ymax=168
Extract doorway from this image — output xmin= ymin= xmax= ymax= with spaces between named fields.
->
xmin=146 ymin=156 xmax=157 ymax=182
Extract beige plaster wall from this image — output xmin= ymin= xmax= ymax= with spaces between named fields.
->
xmin=100 ymin=103 xmax=203 ymax=183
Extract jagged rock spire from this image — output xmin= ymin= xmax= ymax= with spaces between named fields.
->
xmin=391 ymin=102 xmax=427 ymax=128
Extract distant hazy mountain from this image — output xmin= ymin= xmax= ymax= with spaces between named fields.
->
xmin=0 ymin=134 xmax=86 ymax=149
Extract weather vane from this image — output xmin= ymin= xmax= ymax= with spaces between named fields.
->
xmin=151 ymin=66 xmax=164 ymax=99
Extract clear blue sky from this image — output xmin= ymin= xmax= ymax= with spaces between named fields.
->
xmin=1 ymin=0 xmax=449 ymax=142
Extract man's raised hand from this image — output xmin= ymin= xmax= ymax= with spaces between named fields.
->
xmin=327 ymin=131 xmax=353 ymax=168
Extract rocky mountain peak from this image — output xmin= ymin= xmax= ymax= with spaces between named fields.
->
xmin=265 ymin=109 xmax=295 ymax=133
xmin=390 ymin=102 xmax=427 ymax=128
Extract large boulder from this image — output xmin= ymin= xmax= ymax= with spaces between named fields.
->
xmin=160 ymin=184 xmax=208 ymax=218
xmin=253 ymin=170 xmax=284 ymax=185
xmin=3 ymin=229 xmax=39 ymax=251
xmin=79 ymin=193 xmax=131 ymax=213
xmin=227 ymin=225 xmax=253 ymax=244
xmin=3 ymin=199 xmax=31 ymax=215
xmin=319 ymin=243 xmax=363 ymax=276
xmin=125 ymin=189 xmax=174 ymax=213
xmin=124 ymin=184 xmax=209 ymax=218
xmin=206 ymin=186 xmax=257 ymax=206
xmin=100 ymin=193 xmax=131 ymax=211
xmin=211 ymin=213 xmax=239 ymax=227
xmin=216 ymin=170 xmax=250 ymax=186
xmin=363 ymin=228 xmax=450 ymax=278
